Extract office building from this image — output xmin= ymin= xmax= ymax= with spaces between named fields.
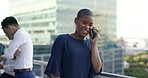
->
xmin=9 ymin=0 xmax=116 ymax=46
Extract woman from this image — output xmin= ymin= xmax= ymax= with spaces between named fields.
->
xmin=45 ymin=8 xmax=102 ymax=78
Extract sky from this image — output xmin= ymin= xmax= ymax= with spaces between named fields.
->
xmin=0 ymin=0 xmax=148 ymax=39
xmin=117 ymin=0 xmax=148 ymax=39
xmin=0 ymin=0 xmax=9 ymax=35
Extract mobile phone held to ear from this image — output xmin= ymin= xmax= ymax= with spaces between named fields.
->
xmin=89 ymin=28 xmax=97 ymax=39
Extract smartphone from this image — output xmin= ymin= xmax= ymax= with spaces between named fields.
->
xmin=89 ymin=28 xmax=97 ymax=39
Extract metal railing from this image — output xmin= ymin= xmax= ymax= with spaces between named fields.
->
xmin=33 ymin=60 xmax=137 ymax=78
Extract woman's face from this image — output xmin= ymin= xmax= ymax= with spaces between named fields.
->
xmin=75 ymin=15 xmax=94 ymax=38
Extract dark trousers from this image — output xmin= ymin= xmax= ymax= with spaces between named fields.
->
xmin=14 ymin=71 xmax=36 ymax=78
xmin=0 ymin=72 xmax=14 ymax=78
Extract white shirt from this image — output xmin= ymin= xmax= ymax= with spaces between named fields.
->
xmin=3 ymin=59 xmax=15 ymax=76
xmin=4 ymin=28 xmax=33 ymax=69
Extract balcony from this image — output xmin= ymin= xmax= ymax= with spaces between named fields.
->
xmin=33 ymin=60 xmax=137 ymax=78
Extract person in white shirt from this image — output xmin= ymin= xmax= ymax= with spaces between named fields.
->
xmin=0 ymin=43 xmax=21 ymax=78
xmin=0 ymin=16 xmax=36 ymax=78
xmin=0 ymin=43 xmax=14 ymax=78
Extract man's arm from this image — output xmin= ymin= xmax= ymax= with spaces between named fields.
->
xmin=3 ymin=63 xmax=15 ymax=72
xmin=0 ymin=55 xmax=6 ymax=62
xmin=0 ymin=59 xmax=15 ymax=72
xmin=0 ymin=50 xmax=20 ymax=71
xmin=0 ymin=50 xmax=20 ymax=61
xmin=13 ymin=50 xmax=21 ymax=60
xmin=5 ymin=34 xmax=23 ymax=59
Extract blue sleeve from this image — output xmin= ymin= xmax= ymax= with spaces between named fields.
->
xmin=44 ymin=35 xmax=65 ymax=77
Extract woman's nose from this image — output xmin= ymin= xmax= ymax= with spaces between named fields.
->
xmin=85 ymin=25 xmax=90 ymax=29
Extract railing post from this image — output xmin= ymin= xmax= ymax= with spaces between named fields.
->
xmin=41 ymin=55 xmax=44 ymax=77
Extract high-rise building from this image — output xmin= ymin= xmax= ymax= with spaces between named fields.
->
xmin=93 ymin=0 xmax=116 ymax=50
xmin=9 ymin=0 xmax=57 ymax=45
xmin=100 ymin=48 xmax=124 ymax=75
xmin=9 ymin=0 xmax=116 ymax=46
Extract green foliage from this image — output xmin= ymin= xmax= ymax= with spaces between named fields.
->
xmin=124 ymin=52 xmax=148 ymax=78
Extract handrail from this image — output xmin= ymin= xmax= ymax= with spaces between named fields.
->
xmin=33 ymin=60 xmax=48 ymax=66
xmin=99 ymin=72 xmax=137 ymax=78
xmin=33 ymin=60 xmax=137 ymax=78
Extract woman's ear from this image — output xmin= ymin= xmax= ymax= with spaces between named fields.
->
xmin=74 ymin=18 xmax=77 ymax=25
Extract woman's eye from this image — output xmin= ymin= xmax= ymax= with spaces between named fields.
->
xmin=89 ymin=24 xmax=93 ymax=27
xmin=83 ymin=22 xmax=87 ymax=24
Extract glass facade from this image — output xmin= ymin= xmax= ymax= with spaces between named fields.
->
xmin=9 ymin=0 xmax=56 ymax=45
xmin=9 ymin=0 xmax=117 ymax=46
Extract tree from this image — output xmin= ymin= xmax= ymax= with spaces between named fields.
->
xmin=124 ymin=52 xmax=148 ymax=78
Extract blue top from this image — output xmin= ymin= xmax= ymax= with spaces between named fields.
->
xmin=45 ymin=34 xmax=100 ymax=78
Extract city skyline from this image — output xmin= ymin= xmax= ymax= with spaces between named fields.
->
xmin=0 ymin=0 xmax=148 ymax=39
